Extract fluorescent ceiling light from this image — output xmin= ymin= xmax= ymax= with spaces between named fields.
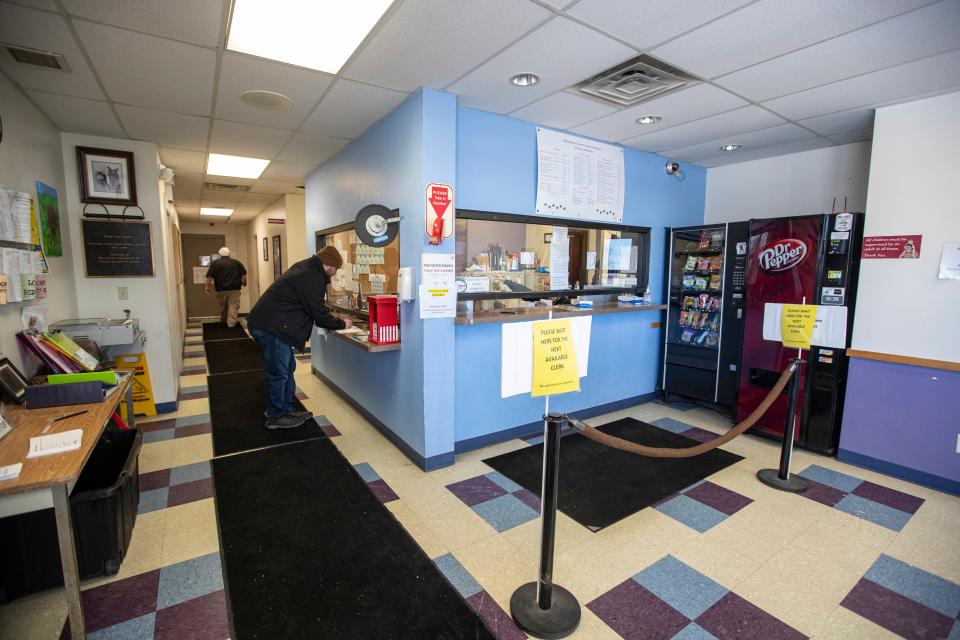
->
xmin=200 ymin=207 xmax=234 ymax=217
xmin=206 ymin=153 xmax=270 ymax=179
xmin=227 ymin=0 xmax=392 ymax=73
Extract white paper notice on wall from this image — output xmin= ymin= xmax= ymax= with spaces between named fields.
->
xmin=549 ymin=227 xmax=569 ymax=290
xmin=192 ymin=267 xmax=207 ymax=285
xmin=420 ymin=253 xmax=456 ymax=319
xmin=535 ymin=128 xmax=624 ymax=223
xmin=762 ymin=303 xmax=848 ymax=348
xmin=501 ymin=316 xmax=591 ymax=398
xmin=939 ymin=242 xmax=960 ymax=280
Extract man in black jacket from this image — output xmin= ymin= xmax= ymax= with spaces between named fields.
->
xmin=204 ymin=247 xmax=247 ymax=327
xmin=248 ymin=246 xmax=352 ymax=429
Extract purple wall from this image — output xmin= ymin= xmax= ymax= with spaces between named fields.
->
xmin=838 ymin=357 xmax=960 ymax=494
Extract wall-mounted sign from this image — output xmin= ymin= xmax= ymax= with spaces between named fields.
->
xmin=939 ymin=242 xmax=960 ymax=280
xmin=862 ymin=234 xmax=922 ymax=259
xmin=81 ymin=220 xmax=153 ymax=277
xmin=425 ymin=183 xmax=453 ymax=243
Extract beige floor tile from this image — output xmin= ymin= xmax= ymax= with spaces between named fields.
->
xmin=160 ymin=498 xmax=220 ymax=567
xmin=158 ymin=397 xmax=209 ymax=420
xmin=179 ymin=373 xmax=207 ymax=388
xmin=884 ymin=516 xmax=960 ymax=583
xmin=138 ymin=439 xmax=176 ymax=473
xmin=811 ymin=605 xmax=902 ymax=640
xmin=170 ymin=434 xmax=213 ymax=468
xmin=553 ymin=534 xmax=666 ymax=605
xmin=501 ymin=511 xmax=593 ymax=559
xmin=453 ymin=536 xmax=539 ymax=605
xmin=793 ymin=506 xmax=894 ymax=575
xmin=426 ymin=455 xmax=495 ymax=486
xmin=674 ymin=533 xmax=769 ymax=590
xmin=181 ymin=355 xmax=206 ymax=366
xmin=385 ymin=500 xmax=449 ymax=560
xmin=737 ymin=546 xmax=861 ymax=637
xmin=0 ymin=588 xmax=67 ymax=640
xmin=81 ymin=509 xmax=167 ymax=588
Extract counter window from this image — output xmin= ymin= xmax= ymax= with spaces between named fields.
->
xmin=316 ymin=224 xmax=399 ymax=315
xmin=455 ymin=210 xmax=650 ymax=300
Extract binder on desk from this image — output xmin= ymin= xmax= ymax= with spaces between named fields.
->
xmin=25 ymin=381 xmax=112 ymax=408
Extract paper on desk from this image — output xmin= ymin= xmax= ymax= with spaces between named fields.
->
xmin=501 ymin=316 xmax=591 ymax=398
xmin=336 ymin=326 xmax=365 ymax=335
xmin=27 ymin=429 xmax=83 ymax=458
xmin=0 ymin=463 xmax=22 ymax=481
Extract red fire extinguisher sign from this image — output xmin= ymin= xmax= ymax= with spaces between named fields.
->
xmin=425 ymin=182 xmax=453 ymax=244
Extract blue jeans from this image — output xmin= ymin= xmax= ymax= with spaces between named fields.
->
xmin=249 ymin=327 xmax=298 ymax=420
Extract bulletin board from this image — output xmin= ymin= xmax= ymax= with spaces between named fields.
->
xmin=316 ymin=225 xmax=399 ymax=297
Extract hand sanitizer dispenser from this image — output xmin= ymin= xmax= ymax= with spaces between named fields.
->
xmin=397 ymin=267 xmax=414 ymax=302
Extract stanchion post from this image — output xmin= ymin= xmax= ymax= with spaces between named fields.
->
xmin=510 ymin=413 xmax=581 ymax=639
xmin=757 ymin=359 xmax=808 ymax=492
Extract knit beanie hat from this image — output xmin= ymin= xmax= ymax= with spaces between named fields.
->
xmin=317 ymin=246 xmax=343 ymax=269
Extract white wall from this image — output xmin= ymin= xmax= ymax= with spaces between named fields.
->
xmin=851 ymin=91 xmax=960 ymax=362
xmin=0 ymin=73 xmax=79 ymax=375
xmin=704 ymin=142 xmax=871 ymax=223
xmin=285 ymin=194 xmax=306 ymax=265
xmin=61 ymin=133 xmax=180 ymax=405
xmin=248 ymin=197 xmax=289 ymax=301
xmin=179 ymin=221 xmax=253 ymax=313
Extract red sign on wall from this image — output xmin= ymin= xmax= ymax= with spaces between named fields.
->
xmin=425 ymin=182 xmax=453 ymax=243
xmin=862 ymin=235 xmax=922 ymax=259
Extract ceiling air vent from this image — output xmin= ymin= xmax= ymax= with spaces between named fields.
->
xmin=1 ymin=43 xmax=70 ymax=71
xmin=205 ymin=182 xmax=250 ymax=193
xmin=575 ymin=54 xmax=697 ymax=107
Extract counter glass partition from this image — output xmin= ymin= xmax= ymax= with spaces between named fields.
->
xmin=455 ymin=209 xmax=650 ymax=302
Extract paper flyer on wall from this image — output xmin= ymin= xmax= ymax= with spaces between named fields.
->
xmin=1 ymin=247 xmax=22 ymax=302
xmin=762 ymin=303 xmax=847 ymax=348
xmin=501 ymin=316 xmax=592 ymax=398
xmin=939 ymin=242 xmax=960 ymax=279
xmin=549 ymin=226 xmax=569 ymax=290
xmin=420 ymin=253 xmax=456 ymax=319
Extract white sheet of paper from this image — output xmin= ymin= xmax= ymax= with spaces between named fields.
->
xmin=2 ymin=247 xmax=22 ymax=302
xmin=762 ymin=303 xmax=848 ymax=348
xmin=586 ymin=251 xmax=596 ymax=270
xmin=0 ymin=462 xmax=22 ymax=481
xmin=549 ymin=227 xmax=569 ymax=290
xmin=501 ymin=315 xmax=591 ymax=398
xmin=939 ymin=242 xmax=960 ymax=280
xmin=192 ymin=266 xmax=207 ymax=284
xmin=27 ymin=429 xmax=83 ymax=458
xmin=419 ymin=284 xmax=456 ymax=319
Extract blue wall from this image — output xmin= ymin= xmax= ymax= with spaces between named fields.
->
xmin=454 ymin=107 xmax=707 ymax=444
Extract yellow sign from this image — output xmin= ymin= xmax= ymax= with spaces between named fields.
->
xmin=531 ymin=319 xmax=580 ymax=397
xmin=781 ymin=304 xmax=817 ymax=349
xmin=114 ymin=352 xmax=157 ymax=417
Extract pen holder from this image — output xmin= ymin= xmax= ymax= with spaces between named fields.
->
xmin=25 ymin=381 xmax=106 ymax=409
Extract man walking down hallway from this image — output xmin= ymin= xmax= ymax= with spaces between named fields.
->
xmin=204 ymin=247 xmax=247 ymax=327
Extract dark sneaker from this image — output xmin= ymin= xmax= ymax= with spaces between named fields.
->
xmin=265 ymin=414 xmax=305 ymax=430
xmin=288 ymin=410 xmax=313 ymax=422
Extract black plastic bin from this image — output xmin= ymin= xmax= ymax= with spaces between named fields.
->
xmin=0 ymin=428 xmax=141 ymax=603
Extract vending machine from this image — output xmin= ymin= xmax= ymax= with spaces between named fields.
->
xmin=661 ymin=222 xmax=750 ymax=411
xmin=736 ymin=212 xmax=864 ymax=453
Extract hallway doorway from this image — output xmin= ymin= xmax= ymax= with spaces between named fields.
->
xmin=182 ymin=234 xmax=225 ymax=318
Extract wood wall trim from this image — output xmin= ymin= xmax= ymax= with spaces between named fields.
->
xmin=846 ymin=349 xmax=960 ymax=372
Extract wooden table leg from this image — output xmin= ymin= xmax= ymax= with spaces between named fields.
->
xmin=52 ymin=484 xmax=85 ymax=640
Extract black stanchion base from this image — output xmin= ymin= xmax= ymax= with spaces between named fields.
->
xmin=757 ymin=468 xmax=808 ymax=493
xmin=510 ymin=583 xmax=581 ymax=639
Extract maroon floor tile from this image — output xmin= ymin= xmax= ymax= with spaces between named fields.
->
xmin=841 ymin=579 xmax=953 ymax=640
xmin=167 ymin=477 xmax=215 ymax=508
xmin=154 ymin=590 xmax=230 ymax=640
xmin=139 ymin=418 xmax=176 ymax=433
xmin=466 ymin=590 xmax=527 ymax=640
xmin=295 ymin=391 xmax=309 ymax=400
xmin=368 ymin=479 xmax=400 ymax=504
xmin=178 ymin=391 xmax=209 ymax=401
xmin=696 ymin=592 xmax=806 ymax=640
xmin=685 ymin=482 xmax=753 ymax=516
xmin=587 ymin=580 xmax=689 ymax=640
xmin=140 ymin=468 xmax=171 ymax=492
xmin=319 ymin=422 xmax=341 ymax=437
xmin=78 ymin=569 xmax=160 ymax=632
xmin=513 ymin=488 xmax=541 ymax=513
xmin=176 ymin=422 xmax=212 ymax=438
xmin=852 ymin=481 xmax=924 ymax=515
xmin=799 ymin=478 xmax=846 ymax=508
xmin=680 ymin=427 xmax=720 ymax=443
xmin=447 ymin=475 xmax=508 ymax=507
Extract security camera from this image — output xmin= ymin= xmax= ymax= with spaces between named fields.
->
xmin=665 ymin=160 xmax=681 ymax=175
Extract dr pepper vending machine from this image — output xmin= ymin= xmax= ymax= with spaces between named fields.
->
xmin=736 ymin=212 xmax=864 ymax=453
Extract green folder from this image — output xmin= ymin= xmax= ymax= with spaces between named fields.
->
xmin=47 ymin=371 xmax=118 ymax=386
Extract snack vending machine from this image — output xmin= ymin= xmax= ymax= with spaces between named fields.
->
xmin=661 ymin=222 xmax=749 ymax=410
xmin=736 ymin=212 xmax=864 ymax=453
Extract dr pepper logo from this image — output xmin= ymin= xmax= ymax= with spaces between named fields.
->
xmin=757 ymin=238 xmax=808 ymax=272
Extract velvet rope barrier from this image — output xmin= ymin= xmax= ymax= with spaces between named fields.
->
xmin=567 ymin=362 xmax=798 ymax=458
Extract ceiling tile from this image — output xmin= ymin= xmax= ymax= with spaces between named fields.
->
xmin=215 ymin=53 xmax=334 ymax=130
xmin=651 ymin=0 xmax=932 ymax=79
xmin=260 ymin=161 xmax=317 ymax=183
xmin=116 ymin=104 xmax=209 ymax=151
xmin=301 ymin=79 xmax=407 ymax=139
xmin=343 ymin=0 xmax=552 ymax=92
xmin=159 ymin=147 xmax=206 ymax=173
xmin=567 ymin=0 xmax=755 ymax=49
xmin=73 ymin=20 xmax=215 ymax=115
xmin=541 ymin=0 xmax=576 ymax=9
xmin=250 ymin=180 xmax=301 ymax=196
xmin=0 ymin=4 xmax=104 ymax=99
xmin=208 ymin=120 xmax=291 ymax=158
xmin=201 ymin=189 xmax=244 ymax=204
xmin=171 ymin=172 xmax=202 ymax=191
xmin=762 ymin=49 xmax=960 ymax=120
xmin=242 ymin=193 xmax=282 ymax=207
xmin=449 ymin=17 xmax=635 ymax=114
xmin=699 ymin=138 xmax=835 ymax=167
xmin=660 ymin=123 xmax=818 ymax=164
xmin=571 ymin=83 xmax=747 ymax=143
xmin=510 ymin=91 xmax=618 ymax=130
xmin=798 ymin=109 xmax=875 ymax=136
xmin=27 ymin=91 xmax=125 ymax=136
xmin=715 ymin=1 xmax=960 ymax=101
xmin=276 ymin=132 xmax=349 ymax=165
xmin=172 ymin=187 xmax=201 ymax=201
xmin=827 ymin=129 xmax=873 ymax=145
xmin=623 ymin=106 xmax=786 ymax=152
xmin=7 ymin=0 xmax=60 ymax=10
xmin=203 ymin=175 xmax=255 ymax=187
xmin=61 ymin=0 xmax=224 ymax=47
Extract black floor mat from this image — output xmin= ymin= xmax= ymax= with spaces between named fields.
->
xmin=208 ymin=370 xmax=325 ymax=457
xmin=483 ymin=418 xmax=743 ymax=531
xmin=204 ymin=338 xmax=264 ymax=375
xmin=212 ymin=439 xmax=495 ymax=640
xmin=202 ymin=322 xmax=249 ymax=342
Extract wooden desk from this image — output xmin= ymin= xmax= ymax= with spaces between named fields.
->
xmin=0 ymin=373 xmax=134 ymax=640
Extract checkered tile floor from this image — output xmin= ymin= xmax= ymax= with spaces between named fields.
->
xmin=446 ymin=472 xmax=541 ymax=532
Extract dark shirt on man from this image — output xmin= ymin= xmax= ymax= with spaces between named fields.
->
xmin=205 ymin=256 xmax=246 ymax=291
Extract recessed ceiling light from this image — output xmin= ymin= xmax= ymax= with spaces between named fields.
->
xmin=200 ymin=207 xmax=234 ymax=217
xmin=510 ymin=73 xmax=539 ymax=87
xmin=227 ymin=0 xmax=392 ymax=73
xmin=720 ymin=144 xmax=742 ymax=152
xmin=636 ymin=115 xmax=661 ymax=125
xmin=207 ymin=153 xmax=270 ymax=179
xmin=241 ymin=90 xmax=294 ymax=110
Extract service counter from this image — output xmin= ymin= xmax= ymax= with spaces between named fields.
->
xmin=456 ymin=301 xmax=667 ymax=325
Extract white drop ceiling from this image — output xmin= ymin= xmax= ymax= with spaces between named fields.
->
xmin=0 ymin=0 xmax=958 ymax=223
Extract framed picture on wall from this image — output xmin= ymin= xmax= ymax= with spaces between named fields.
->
xmin=76 ymin=147 xmax=137 ymax=205
xmin=263 ymin=237 xmax=268 ymax=261
xmin=272 ymin=235 xmax=281 ymax=279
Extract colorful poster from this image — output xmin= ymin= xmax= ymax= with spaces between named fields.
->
xmin=531 ymin=319 xmax=580 ymax=397
xmin=35 ymin=181 xmax=63 ymax=256
xmin=861 ymin=234 xmax=921 ymax=259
